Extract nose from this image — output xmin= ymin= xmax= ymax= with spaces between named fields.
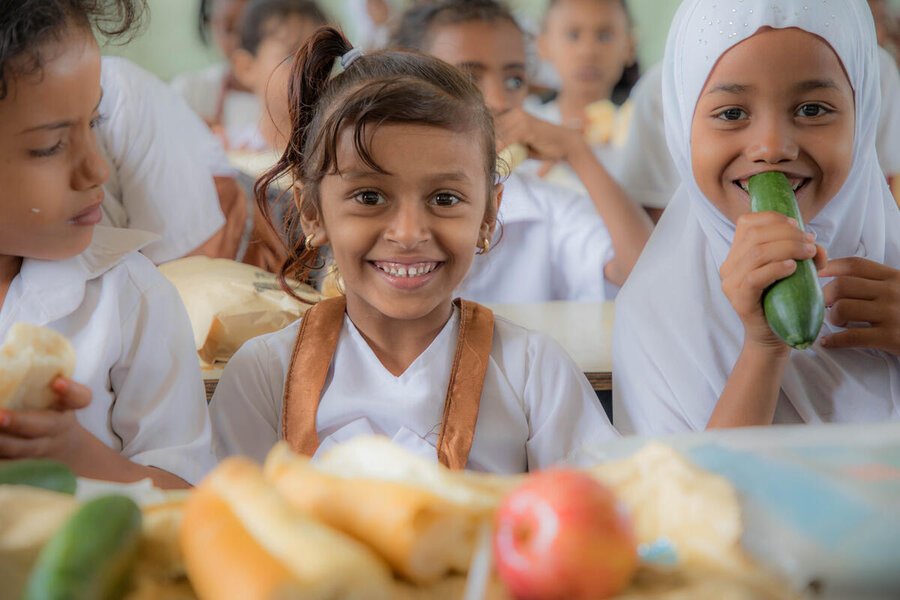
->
xmin=745 ymin=114 xmax=799 ymax=164
xmin=384 ymin=200 xmax=431 ymax=248
xmin=483 ymin=75 xmax=512 ymax=116
xmin=71 ymin=127 xmax=110 ymax=191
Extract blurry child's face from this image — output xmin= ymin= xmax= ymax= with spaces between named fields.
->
xmin=308 ymin=124 xmax=499 ymax=323
xmin=426 ymin=20 xmax=528 ymax=117
xmin=691 ymin=28 xmax=855 ymax=224
xmin=234 ymin=15 xmax=320 ymax=98
xmin=212 ymin=0 xmax=249 ymax=60
xmin=539 ymin=0 xmax=634 ymax=101
xmin=0 ymin=26 xmax=108 ymax=262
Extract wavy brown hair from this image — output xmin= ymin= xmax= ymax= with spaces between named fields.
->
xmin=256 ymin=26 xmax=498 ymax=301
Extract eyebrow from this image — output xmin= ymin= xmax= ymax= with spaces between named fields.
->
xmin=18 ymin=89 xmax=104 ymax=135
xmin=794 ymin=78 xmax=839 ymax=92
xmin=705 ymin=83 xmax=753 ymax=95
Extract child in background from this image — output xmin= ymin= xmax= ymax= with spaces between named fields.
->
xmin=390 ymin=0 xmax=652 ymax=303
xmin=0 ymin=0 xmax=214 ymax=487
xmin=210 ymin=27 xmax=617 ymax=471
xmin=230 ymin=0 xmax=328 ymax=151
xmin=613 ymin=0 xmax=900 ymax=434
xmin=172 ymin=0 xmax=258 ymax=141
xmin=526 ymin=0 xmax=638 ymax=178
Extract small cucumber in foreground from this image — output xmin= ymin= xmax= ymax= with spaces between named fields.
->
xmin=24 ymin=494 xmax=143 ymax=600
xmin=748 ymin=171 xmax=825 ymax=350
xmin=0 ymin=458 xmax=76 ymax=494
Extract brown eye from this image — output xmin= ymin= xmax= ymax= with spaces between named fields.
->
xmin=354 ymin=190 xmax=385 ymax=206
xmin=716 ymin=107 xmax=747 ymax=121
xmin=797 ymin=104 xmax=828 ymax=118
xmin=429 ymin=193 xmax=460 ymax=207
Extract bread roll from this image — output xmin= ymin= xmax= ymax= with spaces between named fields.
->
xmin=496 ymin=144 xmax=528 ymax=178
xmin=264 ymin=443 xmax=498 ymax=583
xmin=179 ymin=457 xmax=393 ymax=600
xmin=0 ymin=323 xmax=76 ymax=411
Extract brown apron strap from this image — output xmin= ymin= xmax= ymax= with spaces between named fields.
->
xmin=436 ymin=299 xmax=494 ymax=470
xmin=282 ymin=298 xmax=494 ymax=470
xmin=281 ymin=296 xmax=346 ymax=457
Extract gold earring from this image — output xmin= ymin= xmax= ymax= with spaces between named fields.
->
xmin=303 ymin=233 xmax=315 ymax=252
xmin=477 ymin=238 xmax=491 ymax=255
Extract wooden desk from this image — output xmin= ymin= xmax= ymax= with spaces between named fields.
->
xmin=202 ymin=301 xmax=613 ymax=399
xmin=486 ymin=301 xmax=613 ymax=391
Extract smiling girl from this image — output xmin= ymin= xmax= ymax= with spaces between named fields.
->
xmin=0 ymin=0 xmax=214 ymax=488
xmin=613 ymin=0 xmax=900 ymax=434
xmin=210 ymin=27 xmax=617 ymax=472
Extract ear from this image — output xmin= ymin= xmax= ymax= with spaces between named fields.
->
xmin=480 ymin=182 xmax=503 ymax=243
xmin=295 ymin=186 xmax=329 ymax=247
xmin=231 ymin=48 xmax=258 ymax=94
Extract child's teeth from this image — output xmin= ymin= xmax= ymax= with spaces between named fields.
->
xmin=378 ymin=263 xmax=436 ymax=277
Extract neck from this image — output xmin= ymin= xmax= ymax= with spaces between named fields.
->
xmin=0 ymin=255 xmax=23 ymax=309
xmin=344 ymin=294 xmax=455 ymax=377
xmin=556 ymin=88 xmax=611 ymax=126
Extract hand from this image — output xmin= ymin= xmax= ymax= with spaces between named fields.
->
xmin=720 ymin=212 xmax=827 ymax=352
xmin=366 ymin=0 xmax=390 ymax=25
xmin=494 ymin=108 xmax=585 ymax=174
xmin=819 ymin=257 xmax=900 ymax=355
xmin=0 ymin=377 xmax=95 ymax=466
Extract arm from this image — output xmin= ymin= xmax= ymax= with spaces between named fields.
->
xmin=497 ymin=109 xmax=652 ymax=286
xmin=709 ymin=212 xmax=826 ymax=429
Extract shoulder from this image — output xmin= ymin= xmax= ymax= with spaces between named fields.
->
xmin=226 ymin=318 xmax=301 ymax=374
xmin=490 ymin=314 xmax=576 ymax=372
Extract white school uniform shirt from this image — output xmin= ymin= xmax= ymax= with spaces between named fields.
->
xmin=98 ymin=57 xmax=227 ymax=265
xmin=170 ymin=61 xmax=262 ymax=151
xmin=613 ymin=0 xmax=900 ymax=435
xmin=0 ymin=227 xmax=215 ymax=484
xmin=211 ymin=306 xmax=617 ymax=473
xmin=617 ymin=49 xmax=900 ymax=210
xmin=455 ymin=171 xmax=616 ymax=303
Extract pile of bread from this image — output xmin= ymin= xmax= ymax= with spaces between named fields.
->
xmin=1 ymin=435 xmax=803 ymax=600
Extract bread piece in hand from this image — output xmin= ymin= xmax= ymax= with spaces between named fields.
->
xmin=0 ymin=323 xmax=76 ymax=410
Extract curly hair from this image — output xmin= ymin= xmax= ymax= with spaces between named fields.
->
xmin=0 ymin=0 xmax=146 ymax=99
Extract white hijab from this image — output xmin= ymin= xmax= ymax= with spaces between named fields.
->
xmin=613 ymin=0 xmax=900 ymax=435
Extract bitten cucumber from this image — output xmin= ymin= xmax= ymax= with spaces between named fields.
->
xmin=0 ymin=458 xmax=77 ymax=494
xmin=747 ymin=171 xmax=825 ymax=350
xmin=24 ymin=494 xmax=143 ymax=600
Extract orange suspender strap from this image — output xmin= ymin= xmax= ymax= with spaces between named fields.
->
xmin=281 ymin=297 xmax=494 ymax=470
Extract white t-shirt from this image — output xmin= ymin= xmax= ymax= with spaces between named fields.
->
xmin=0 ymin=227 xmax=215 ymax=484
xmin=98 ymin=57 xmax=227 ymax=265
xmin=170 ymin=61 xmax=263 ymax=151
xmin=618 ymin=51 xmax=900 ymax=209
xmin=210 ymin=306 xmax=617 ymax=473
xmin=455 ymin=171 xmax=616 ymax=303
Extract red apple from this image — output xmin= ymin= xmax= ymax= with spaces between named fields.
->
xmin=493 ymin=469 xmax=638 ymax=600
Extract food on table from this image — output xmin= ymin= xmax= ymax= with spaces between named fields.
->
xmin=0 ymin=458 xmax=77 ymax=495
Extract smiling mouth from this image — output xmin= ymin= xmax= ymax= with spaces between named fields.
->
xmin=371 ymin=261 xmax=441 ymax=278
xmin=735 ymin=177 xmax=810 ymax=195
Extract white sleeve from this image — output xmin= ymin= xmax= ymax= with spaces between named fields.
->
xmin=209 ymin=335 xmax=285 ymax=464
xmin=108 ymin=256 xmax=215 ymax=485
xmin=550 ymin=189 xmax=616 ymax=301
xmin=616 ymin=65 xmax=679 ymax=209
xmin=523 ymin=332 xmax=618 ymax=470
xmin=876 ymin=49 xmax=900 ymax=176
xmin=98 ymin=57 xmax=226 ymax=264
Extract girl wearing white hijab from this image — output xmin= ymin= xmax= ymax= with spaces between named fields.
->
xmin=613 ymin=0 xmax=900 ymax=434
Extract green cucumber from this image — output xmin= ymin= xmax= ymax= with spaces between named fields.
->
xmin=24 ymin=494 xmax=143 ymax=600
xmin=748 ymin=171 xmax=825 ymax=350
xmin=0 ymin=458 xmax=76 ymax=494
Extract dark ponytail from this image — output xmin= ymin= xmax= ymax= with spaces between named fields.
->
xmin=255 ymin=26 xmax=497 ymax=300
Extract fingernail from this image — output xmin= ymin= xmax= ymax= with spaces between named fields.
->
xmin=804 ymin=232 xmax=815 ymax=242
xmin=820 ymin=337 xmax=829 ymax=347
xmin=52 ymin=377 xmax=68 ymax=393
xmin=784 ymin=259 xmax=796 ymax=267
xmin=787 ymin=218 xmax=798 ymax=227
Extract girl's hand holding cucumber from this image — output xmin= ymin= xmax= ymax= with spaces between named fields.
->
xmin=720 ymin=211 xmax=828 ymax=353
xmin=0 ymin=377 xmax=95 ymax=465
xmin=818 ymin=257 xmax=900 ymax=355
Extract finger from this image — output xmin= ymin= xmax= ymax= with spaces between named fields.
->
xmin=828 ymin=299 xmax=882 ymax=328
xmin=50 ymin=377 xmax=92 ymax=410
xmin=0 ymin=432 xmax=48 ymax=458
xmin=732 ymin=239 xmax=817 ymax=278
xmin=0 ymin=409 xmax=65 ymax=439
xmin=822 ymin=276 xmax=882 ymax=306
xmin=820 ymin=327 xmax=889 ymax=351
xmin=735 ymin=211 xmax=802 ymax=231
xmin=536 ymin=160 xmax=558 ymax=178
xmin=813 ymin=244 xmax=829 ymax=271
xmin=731 ymin=220 xmax=814 ymax=258
xmin=818 ymin=257 xmax=892 ymax=280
